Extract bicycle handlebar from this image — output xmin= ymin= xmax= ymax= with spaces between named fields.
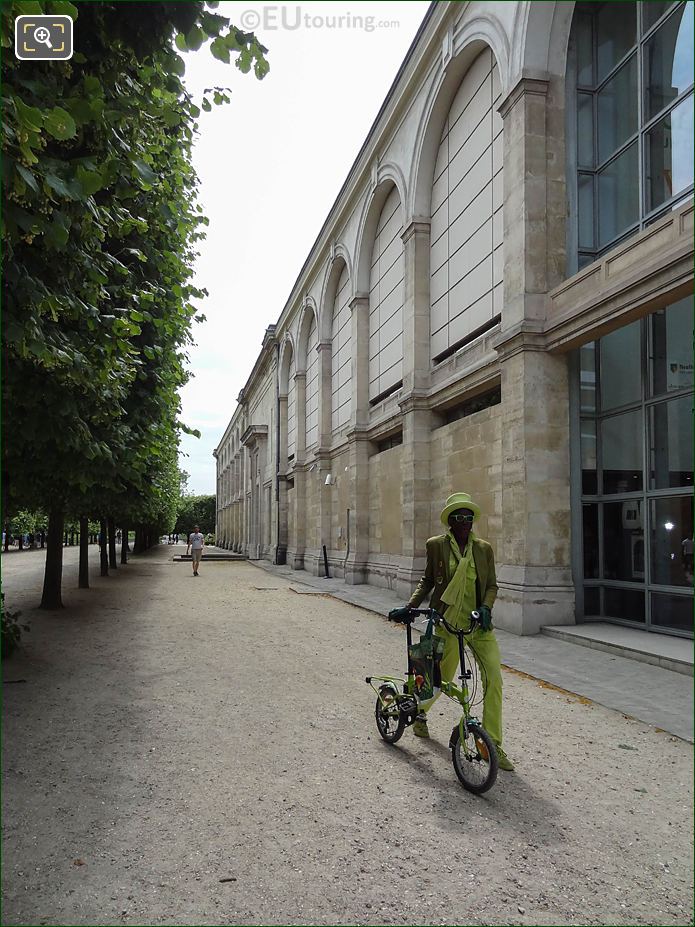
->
xmin=389 ymin=606 xmax=480 ymax=636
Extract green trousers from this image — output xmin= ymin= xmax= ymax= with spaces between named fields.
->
xmin=423 ymin=627 xmax=504 ymax=748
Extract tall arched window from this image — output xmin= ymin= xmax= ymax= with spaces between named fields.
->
xmin=430 ymin=47 xmax=503 ymax=362
xmin=369 ymin=186 xmax=404 ymax=403
xmin=305 ymin=314 xmax=319 ymax=449
xmin=331 ymin=264 xmax=352 ymax=433
xmin=568 ymin=1 xmax=694 ymax=271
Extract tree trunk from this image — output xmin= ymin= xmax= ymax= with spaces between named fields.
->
xmin=107 ymin=517 xmax=118 ymax=570
xmin=123 ymin=529 xmax=130 ymax=553
xmin=40 ymin=531 xmax=45 ymax=549
xmin=4 ymin=525 xmax=9 ymax=552
xmin=78 ymin=515 xmax=89 ymax=589
xmin=120 ymin=523 xmax=128 ymax=564
xmin=40 ymin=509 xmax=64 ymax=609
xmin=99 ymin=518 xmax=109 ymax=576
xmin=17 ymin=534 xmax=23 ymax=551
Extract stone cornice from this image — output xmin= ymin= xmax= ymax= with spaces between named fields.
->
xmin=349 ymin=294 xmax=370 ymax=312
xmin=492 ymin=321 xmax=546 ymax=360
xmin=497 ymin=74 xmax=549 ymax=119
xmin=240 ymin=424 xmax=269 ymax=448
xmin=398 ymin=390 xmax=431 ymax=414
xmin=401 ymin=218 xmax=431 ymax=244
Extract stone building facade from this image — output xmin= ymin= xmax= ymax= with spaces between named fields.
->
xmin=215 ymin=1 xmax=693 ymax=638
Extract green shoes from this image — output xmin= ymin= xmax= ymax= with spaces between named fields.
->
xmin=412 ymin=715 xmax=430 ymax=738
xmin=496 ymin=747 xmax=515 ymax=771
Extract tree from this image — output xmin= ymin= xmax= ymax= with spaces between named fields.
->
xmin=174 ymin=494 xmax=216 ymax=538
xmin=1 ymin=1 xmax=268 ymax=607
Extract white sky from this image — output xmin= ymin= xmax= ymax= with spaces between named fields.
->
xmin=178 ymin=0 xmax=431 ymax=494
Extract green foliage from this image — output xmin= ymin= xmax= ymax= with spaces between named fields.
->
xmin=1 ymin=594 xmax=29 ymax=659
xmin=1 ymin=2 xmax=268 ymax=576
xmin=174 ymin=494 xmax=216 ymax=537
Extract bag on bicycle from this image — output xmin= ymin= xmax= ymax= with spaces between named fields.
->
xmin=408 ymin=617 xmax=445 ymax=702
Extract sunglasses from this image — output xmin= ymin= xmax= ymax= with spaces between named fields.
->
xmin=450 ymin=513 xmax=474 ymax=524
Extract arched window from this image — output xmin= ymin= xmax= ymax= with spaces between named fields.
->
xmin=331 ymin=264 xmax=352 ymax=433
xmin=368 ymin=186 xmax=404 ymax=403
xmin=430 ymin=48 xmax=503 ymax=362
xmin=568 ymin=1 xmax=693 ymax=271
xmin=287 ymin=351 xmax=296 ymax=462
xmin=305 ymin=314 xmax=319 ymax=448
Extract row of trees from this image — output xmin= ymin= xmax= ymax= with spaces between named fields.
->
xmin=2 ymin=2 xmax=267 ymax=607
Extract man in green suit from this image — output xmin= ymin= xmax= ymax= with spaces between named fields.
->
xmin=405 ymin=491 xmax=514 ymax=771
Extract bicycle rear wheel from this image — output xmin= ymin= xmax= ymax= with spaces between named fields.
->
xmin=375 ymin=685 xmax=405 ymax=744
xmin=450 ymin=721 xmax=498 ymax=794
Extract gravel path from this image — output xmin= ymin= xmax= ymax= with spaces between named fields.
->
xmin=2 ymin=546 xmax=692 ymax=926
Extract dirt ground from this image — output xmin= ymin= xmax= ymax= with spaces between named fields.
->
xmin=2 ymin=545 xmax=693 ymax=927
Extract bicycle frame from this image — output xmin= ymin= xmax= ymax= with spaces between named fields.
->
xmin=368 ymin=609 xmax=482 ymax=732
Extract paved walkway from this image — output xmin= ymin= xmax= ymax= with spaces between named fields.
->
xmin=253 ymin=561 xmax=694 ymax=742
xmin=2 ymin=546 xmax=693 ymax=926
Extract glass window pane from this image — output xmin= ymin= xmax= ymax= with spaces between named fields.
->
xmin=644 ymin=2 xmax=694 ymax=120
xmin=598 ymin=142 xmax=639 ymax=246
xmin=643 ymin=2 xmax=678 ymax=31
xmin=645 ymin=93 xmax=694 ymax=211
xmin=650 ymin=592 xmax=694 ymax=632
xmin=581 ymin=421 xmax=598 ymax=493
xmin=601 ymin=410 xmax=644 ymax=493
xmin=577 ymin=12 xmax=594 ymax=86
xmin=578 ymin=252 xmax=596 ymax=270
xmin=604 ymin=585 xmax=645 ymax=621
xmin=578 ymin=174 xmax=595 ymax=248
xmin=597 ymin=55 xmax=638 ymax=162
xmin=649 ymin=396 xmax=694 ymax=488
xmin=650 ymin=495 xmax=694 ymax=586
xmin=583 ymin=504 xmax=599 ymax=577
xmin=584 ymin=586 xmax=601 ymax=615
xmin=580 ymin=342 xmax=597 ymax=413
xmin=600 ymin=321 xmax=642 ymax=410
xmin=597 ymin=1 xmax=637 ymax=81
xmin=578 ymin=93 xmax=595 ymax=166
xmin=604 ymin=501 xmax=645 ymax=581
xmin=649 ymin=297 xmax=695 ymax=395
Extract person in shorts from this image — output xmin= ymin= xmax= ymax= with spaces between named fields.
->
xmin=187 ymin=525 xmax=205 ymax=576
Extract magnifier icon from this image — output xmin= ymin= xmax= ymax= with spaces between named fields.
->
xmin=34 ymin=25 xmax=53 ymax=49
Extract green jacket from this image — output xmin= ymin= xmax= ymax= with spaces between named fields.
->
xmin=408 ymin=534 xmax=498 ymax=614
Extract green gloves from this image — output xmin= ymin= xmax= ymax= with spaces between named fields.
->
xmin=389 ymin=606 xmax=412 ymax=622
xmin=478 ymin=605 xmax=493 ymax=631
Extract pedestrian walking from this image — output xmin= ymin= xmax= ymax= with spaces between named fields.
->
xmin=394 ymin=491 xmax=514 ymax=770
xmin=187 ymin=525 xmax=205 ymax=577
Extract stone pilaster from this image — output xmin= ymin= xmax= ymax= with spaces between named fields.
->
xmin=493 ymin=76 xmax=574 ymax=634
xmin=343 ymin=294 xmax=371 ymax=584
xmin=343 ymin=431 xmax=371 ymax=584
xmin=396 ymin=396 xmax=433 ymax=599
xmin=275 ymin=397 xmax=288 ymax=564
xmin=349 ymin=296 xmax=370 ymax=428
xmin=397 ymin=219 xmax=433 ymax=598
xmin=401 ymin=219 xmax=431 ymax=394
xmin=291 ymin=373 xmax=307 ymax=568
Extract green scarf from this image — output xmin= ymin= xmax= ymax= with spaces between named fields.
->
xmin=440 ymin=530 xmax=477 ymax=627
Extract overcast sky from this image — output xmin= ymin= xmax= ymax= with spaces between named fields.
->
xmin=178 ymin=1 xmax=431 ymax=495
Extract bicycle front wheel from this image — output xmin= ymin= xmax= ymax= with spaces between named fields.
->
xmin=375 ymin=685 xmax=405 ymax=744
xmin=450 ymin=721 xmax=498 ymax=794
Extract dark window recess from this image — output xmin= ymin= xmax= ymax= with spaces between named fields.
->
xmin=441 ymin=386 xmax=501 ymax=425
xmin=287 ymin=453 xmax=295 ymax=462
xmin=432 ymin=315 xmax=501 ymax=365
xmin=375 ymin=432 xmax=403 ymax=453
xmin=369 ymin=380 xmax=403 ymax=407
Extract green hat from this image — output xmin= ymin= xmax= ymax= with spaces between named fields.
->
xmin=440 ymin=492 xmax=481 ymax=527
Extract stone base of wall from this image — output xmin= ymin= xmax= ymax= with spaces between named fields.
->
xmin=494 ymin=565 xmax=576 ymax=635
